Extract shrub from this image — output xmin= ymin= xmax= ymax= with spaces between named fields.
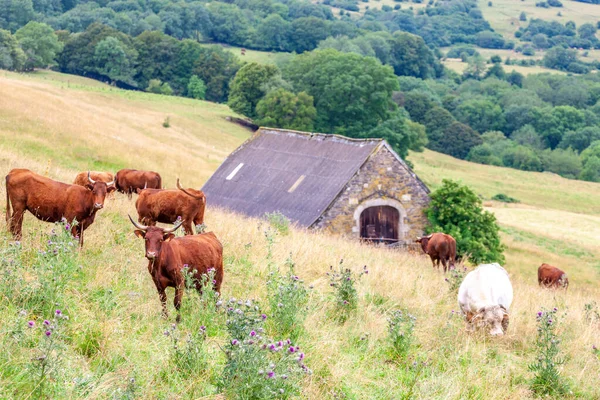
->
xmin=265 ymin=212 xmax=290 ymax=236
xmin=147 ymin=79 xmax=173 ymax=95
xmin=187 ymin=75 xmax=206 ymax=100
xmin=491 ymin=193 xmax=520 ymax=203
xmin=519 ymin=11 xmax=527 ymax=21
xmin=425 ymin=180 xmax=504 ymax=264
xmin=387 ymin=310 xmax=416 ymax=359
xmin=162 ymin=116 xmax=170 ymax=128
xmin=529 ymin=307 xmax=569 ymax=396
xmin=266 ymin=256 xmax=309 ymax=341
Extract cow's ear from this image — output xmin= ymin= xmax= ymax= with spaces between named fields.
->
xmin=85 ymin=183 xmax=94 ymax=191
xmin=134 ymin=230 xmax=145 ymax=238
xmin=107 ymin=186 xmax=117 ymax=193
xmin=163 ymin=233 xmax=175 ymax=242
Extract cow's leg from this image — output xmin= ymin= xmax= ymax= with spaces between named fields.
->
xmin=174 ymin=282 xmax=185 ymax=323
xmin=156 ymin=286 xmax=168 ymax=319
xmin=8 ymin=207 xmax=25 ymax=240
xmin=183 ymin=220 xmax=194 ymax=236
xmin=429 ymin=255 xmax=436 ymax=269
xmin=441 ymin=258 xmax=448 ymax=273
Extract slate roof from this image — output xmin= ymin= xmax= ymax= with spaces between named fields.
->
xmin=201 ymin=128 xmax=426 ymax=227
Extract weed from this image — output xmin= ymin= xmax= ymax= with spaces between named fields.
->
xmin=584 ymin=302 xmax=600 ymax=323
xmin=267 ymin=255 xmax=309 ymax=342
xmin=164 ymin=323 xmax=207 ymax=377
xmin=445 ymin=266 xmax=467 ymax=293
xmin=220 ymin=300 xmax=310 ymax=399
xmin=265 ymin=212 xmax=290 ymax=236
xmin=327 ymin=261 xmax=367 ymax=323
xmin=162 ymin=116 xmax=170 ymax=128
xmin=529 ymin=307 xmax=569 ymax=396
xmin=387 ymin=310 xmax=417 ymax=360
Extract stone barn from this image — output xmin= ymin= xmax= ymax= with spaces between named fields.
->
xmin=202 ymin=128 xmax=430 ymax=245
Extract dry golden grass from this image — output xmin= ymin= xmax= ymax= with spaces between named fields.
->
xmin=1 ymin=71 xmax=600 ymax=398
xmin=442 ymin=58 xmax=567 ymax=75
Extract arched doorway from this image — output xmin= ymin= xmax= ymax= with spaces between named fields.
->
xmin=360 ymin=206 xmax=399 ymax=244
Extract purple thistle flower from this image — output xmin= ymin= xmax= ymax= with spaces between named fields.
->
xmin=286 ymin=339 xmax=291 ymax=345
xmin=288 ymin=346 xmax=296 ymax=353
xmin=267 ymin=371 xmax=275 ymax=379
xmin=28 ymin=321 xmax=35 ymax=328
xmin=537 ymin=311 xmax=542 ymax=317
xmin=277 ymin=341 xmax=283 ymax=347
xmin=231 ymin=339 xmax=239 ymax=346
xmin=43 ymin=320 xmax=50 ymax=326
xmin=548 ymin=319 xmax=553 ymax=325
xmin=553 ymin=307 xmax=558 ymax=311
xmin=65 ymin=224 xmax=70 ymax=231
xmin=55 ymin=310 xmax=62 ymax=316
xmin=364 ymin=270 xmax=368 ymax=274
xmin=298 ymin=353 xmax=305 ymax=361
xmin=200 ymin=326 xmax=206 ymax=331
xmin=45 ymin=331 xmax=51 ymax=337
xmin=261 ymin=314 xmax=267 ymax=320
xmin=250 ymin=330 xmax=256 ymax=337
xmin=593 ymin=345 xmax=597 ymax=350
xmin=292 ymin=276 xmax=299 ymax=281
xmin=268 ymin=344 xmax=276 ymax=351
xmin=346 ymin=277 xmax=350 ymax=281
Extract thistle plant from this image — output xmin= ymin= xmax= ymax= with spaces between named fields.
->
xmin=327 ymin=260 xmax=367 ymax=323
xmin=583 ymin=301 xmax=600 ymax=323
xmin=181 ymin=266 xmax=222 ymax=335
xmin=164 ymin=322 xmax=207 ymax=377
xmin=26 ymin=309 xmax=68 ymax=398
xmin=387 ymin=310 xmax=417 ymax=359
xmin=444 ymin=266 xmax=467 ymax=293
xmin=529 ymin=307 xmax=569 ymax=396
xmin=267 ymin=255 xmax=308 ymax=341
xmin=220 ymin=300 xmax=310 ymax=399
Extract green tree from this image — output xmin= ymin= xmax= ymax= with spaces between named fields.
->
xmin=579 ymin=155 xmax=600 ymax=182
xmin=462 ymin=55 xmax=487 ymax=80
xmin=425 ymin=180 xmax=505 ymax=264
xmin=94 ymin=36 xmax=135 ymax=84
xmin=402 ymin=91 xmax=436 ymax=123
xmin=363 ymin=115 xmax=428 ymax=159
xmin=283 ymin=49 xmax=399 ymax=136
xmin=540 ymin=148 xmax=582 ymax=178
xmin=423 ymin=106 xmax=456 ymax=149
xmin=192 ymin=45 xmax=240 ymax=103
xmin=15 ymin=22 xmax=63 ymax=70
xmin=147 ymin=79 xmax=173 ymax=95
xmin=187 ymin=75 xmax=206 ymax=100
xmin=578 ymin=23 xmax=597 ymax=39
xmin=436 ymin=122 xmax=483 ymax=159
xmin=256 ymin=14 xmax=291 ymax=51
xmin=388 ymin=31 xmax=440 ymax=79
xmin=558 ymin=126 xmax=600 ymax=153
xmin=543 ymin=46 xmax=578 ymax=71
xmin=454 ymin=98 xmax=505 ymax=133
xmin=532 ymin=106 xmax=586 ymax=149
xmin=255 ymin=88 xmax=316 ymax=131
xmin=0 ymin=28 xmax=25 ymax=71
xmin=501 ymin=145 xmax=542 ymax=171
xmin=228 ymin=62 xmax=279 ymax=118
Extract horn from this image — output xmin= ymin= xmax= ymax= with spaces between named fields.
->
xmin=177 ymin=178 xmax=182 ymax=190
xmin=87 ymin=171 xmax=96 ymax=184
xmin=163 ymin=219 xmax=183 ymax=233
xmin=128 ymin=214 xmax=148 ymax=231
xmin=107 ymin=174 xmax=115 ymax=186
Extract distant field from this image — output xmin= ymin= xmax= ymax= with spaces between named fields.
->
xmin=442 ymin=58 xmax=566 ymax=75
xmin=201 ymin=43 xmax=290 ymax=65
xmin=316 ymin=0 xmax=427 ymax=17
xmin=479 ymin=0 xmax=600 ymax=38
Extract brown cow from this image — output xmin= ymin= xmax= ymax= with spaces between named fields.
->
xmin=6 ymin=169 xmax=115 ymax=246
xmin=129 ymin=215 xmax=223 ymax=321
xmin=416 ymin=233 xmax=457 ymax=272
xmin=135 ymin=179 xmax=206 ymax=235
xmin=73 ymin=171 xmax=114 ymax=186
xmin=114 ymin=169 xmax=162 ymax=199
xmin=538 ymin=263 xmax=569 ymax=289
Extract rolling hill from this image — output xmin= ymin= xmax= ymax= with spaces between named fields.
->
xmin=1 ymin=71 xmax=599 ymax=399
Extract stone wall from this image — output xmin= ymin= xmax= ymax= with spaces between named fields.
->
xmin=312 ymin=144 xmax=430 ymax=243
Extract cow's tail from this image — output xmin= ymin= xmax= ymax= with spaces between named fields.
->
xmin=176 ymin=178 xmax=204 ymax=200
xmin=5 ymin=175 xmax=11 ymax=224
xmin=449 ymin=241 xmax=457 ymax=268
xmin=157 ymin=175 xmax=162 ymax=190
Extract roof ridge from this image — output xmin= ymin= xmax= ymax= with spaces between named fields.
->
xmin=257 ymin=127 xmax=384 ymax=144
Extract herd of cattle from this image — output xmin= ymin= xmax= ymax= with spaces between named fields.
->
xmin=416 ymin=232 xmax=569 ymax=335
xmin=6 ymin=168 xmax=221 ymax=321
xmin=4 ymin=168 xmax=569 ymax=331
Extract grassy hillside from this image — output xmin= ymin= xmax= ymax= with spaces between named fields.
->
xmin=1 ymin=71 xmax=599 ymax=399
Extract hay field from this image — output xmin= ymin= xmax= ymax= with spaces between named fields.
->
xmin=1 ymin=71 xmax=599 ymax=398
xmin=442 ymin=58 xmax=567 ymax=75
xmin=479 ymin=0 xmax=600 ymax=38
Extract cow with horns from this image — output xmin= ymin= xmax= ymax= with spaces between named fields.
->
xmin=416 ymin=232 xmax=457 ymax=272
xmin=5 ymin=169 xmax=115 ymax=246
xmin=73 ymin=171 xmax=114 ymax=187
xmin=129 ymin=215 xmax=223 ymax=321
xmin=135 ymin=179 xmax=206 ymax=235
xmin=114 ymin=169 xmax=162 ymax=199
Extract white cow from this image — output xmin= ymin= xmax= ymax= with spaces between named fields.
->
xmin=458 ymin=263 xmax=514 ymax=336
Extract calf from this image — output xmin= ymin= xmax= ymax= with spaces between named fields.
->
xmin=458 ymin=263 xmax=513 ymax=336
xmin=135 ymin=179 xmax=206 ymax=235
xmin=416 ymin=233 xmax=456 ymax=272
xmin=538 ymin=263 xmax=569 ymax=289
xmin=129 ymin=215 xmax=223 ymax=321
xmin=6 ymin=170 xmax=115 ymax=246
xmin=115 ymin=169 xmax=162 ymax=199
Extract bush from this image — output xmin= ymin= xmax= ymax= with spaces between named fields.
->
xmin=502 ymin=146 xmax=542 ymax=172
xmin=187 ymin=75 xmax=206 ymax=100
xmin=547 ymin=0 xmax=562 ymax=6
xmin=529 ymin=308 xmax=569 ymax=396
xmin=491 ymin=193 xmax=520 ymax=203
xmin=540 ymin=148 xmax=582 ymax=179
xmin=425 ymin=180 xmax=505 ymax=264
xmin=147 ymin=79 xmax=173 ymax=95
xmin=519 ymin=12 xmax=527 ymax=21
